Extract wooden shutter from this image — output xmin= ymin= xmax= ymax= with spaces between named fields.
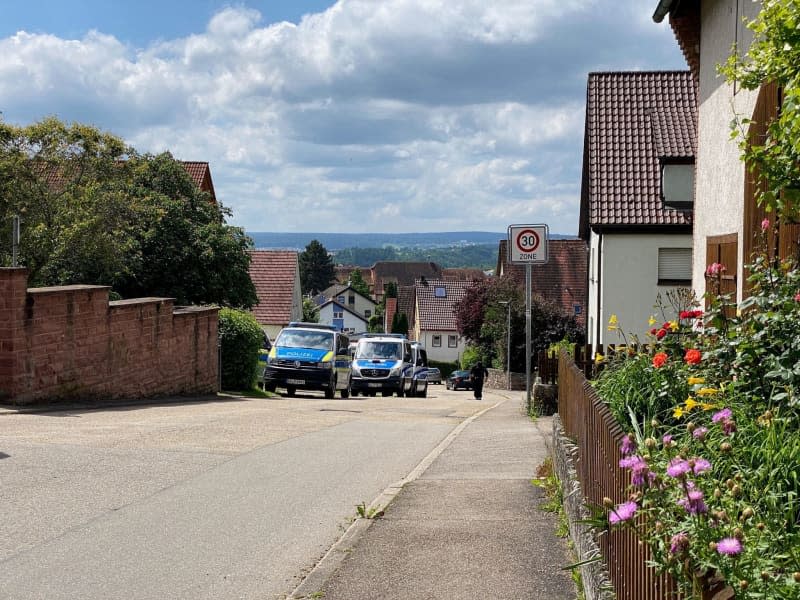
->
xmin=705 ymin=234 xmax=738 ymax=317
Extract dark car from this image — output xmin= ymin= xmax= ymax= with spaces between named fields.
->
xmin=446 ymin=370 xmax=472 ymax=390
xmin=425 ymin=367 xmax=442 ymax=384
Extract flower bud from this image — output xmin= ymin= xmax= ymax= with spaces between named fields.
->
xmin=603 ymin=497 xmax=614 ymax=508
xmin=655 ymin=521 xmax=664 ymax=533
xmin=739 ymin=580 xmax=749 ymax=590
xmin=761 ymin=571 xmax=771 ymax=581
xmin=756 ymin=522 xmax=765 ymax=531
xmin=651 ymin=419 xmax=660 ymax=429
xmin=741 ymin=507 xmax=754 ymax=520
xmin=726 ymin=479 xmax=735 ymax=490
xmin=714 ymin=487 xmax=722 ymax=499
xmin=645 ymin=437 xmax=657 ymax=450
xmin=720 ymin=442 xmax=732 ymax=453
xmin=734 ymin=528 xmax=744 ymax=540
xmin=687 ymin=422 xmax=696 ymax=433
xmin=793 ymin=572 xmax=800 ymax=583
xmin=709 ymin=542 xmax=717 ymax=552
xmin=732 ymin=484 xmax=742 ymax=497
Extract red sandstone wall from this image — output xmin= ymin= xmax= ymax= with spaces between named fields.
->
xmin=0 ymin=268 xmax=218 ymax=405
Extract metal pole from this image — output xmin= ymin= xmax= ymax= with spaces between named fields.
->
xmin=12 ymin=215 xmax=20 ymax=267
xmin=506 ymin=301 xmax=511 ymax=390
xmin=525 ymin=263 xmax=532 ymax=406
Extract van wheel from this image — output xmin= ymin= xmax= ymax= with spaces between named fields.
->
xmin=286 ymin=386 xmax=296 ymax=397
xmin=341 ymin=384 xmax=350 ymax=398
xmin=382 ymin=391 xmax=391 ymax=397
xmin=325 ymin=387 xmax=335 ymax=399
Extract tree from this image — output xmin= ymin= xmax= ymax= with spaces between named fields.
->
xmin=0 ymin=117 xmax=257 ymax=308
xmin=349 ymin=268 xmax=371 ymax=297
xmin=302 ymin=297 xmax=320 ymax=323
xmin=299 ymin=239 xmax=335 ymax=295
xmin=391 ymin=312 xmax=408 ymax=335
xmin=455 ymin=275 xmax=584 ymax=372
xmin=368 ymin=314 xmax=383 ymax=333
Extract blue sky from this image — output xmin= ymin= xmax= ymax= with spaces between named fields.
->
xmin=0 ymin=1 xmax=687 ymax=234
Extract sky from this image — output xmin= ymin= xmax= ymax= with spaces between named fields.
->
xmin=0 ymin=0 xmax=687 ymax=235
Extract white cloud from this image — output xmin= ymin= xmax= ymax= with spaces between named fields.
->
xmin=0 ymin=0 xmax=687 ymax=234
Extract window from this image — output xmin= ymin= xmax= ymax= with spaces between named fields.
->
xmin=337 ymin=295 xmax=345 ymax=303
xmin=364 ymin=310 xmax=371 ymax=318
xmin=658 ymin=248 xmax=692 ymax=286
xmin=660 ymin=159 xmax=694 ymax=211
xmin=348 ymin=294 xmax=355 ymax=305
xmin=432 ymin=334 xmax=442 ymax=347
xmin=333 ymin=310 xmax=343 ymax=319
xmin=448 ymin=335 xmax=458 ymax=348
xmin=434 ymin=286 xmax=446 ymax=298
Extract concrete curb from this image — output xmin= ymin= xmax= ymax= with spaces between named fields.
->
xmin=289 ymin=398 xmax=505 ymax=599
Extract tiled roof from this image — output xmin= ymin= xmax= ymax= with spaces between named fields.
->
xmin=496 ymin=239 xmax=589 ymax=328
xmin=442 ymin=268 xmax=487 ymax=282
xmin=415 ymin=279 xmax=472 ymax=332
xmin=384 ymin=297 xmax=398 ymax=332
xmin=396 ymin=285 xmax=415 ymax=332
xmin=181 ymin=161 xmax=216 ymax=202
xmin=248 ymin=250 xmax=299 ymax=326
xmin=319 ymin=299 xmax=368 ymax=324
xmin=372 ymin=262 xmax=442 ymax=293
xmin=580 ymin=71 xmax=695 ymax=237
xmin=322 ymin=283 xmax=376 ymax=305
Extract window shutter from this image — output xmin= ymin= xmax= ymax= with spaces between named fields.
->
xmin=658 ymin=248 xmax=692 ymax=282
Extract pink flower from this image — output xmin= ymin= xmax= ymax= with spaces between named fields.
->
xmin=723 ymin=419 xmax=737 ymax=435
xmin=690 ymin=457 xmax=712 ymax=474
xmin=667 ymin=458 xmax=691 ymax=478
xmin=712 ymin=408 xmax=732 ymax=423
xmin=620 ymin=434 xmax=636 ymax=456
xmin=717 ymin=537 xmax=743 ymax=556
xmin=662 ymin=434 xmax=673 ymax=446
xmin=670 ymin=532 xmax=690 ymax=554
xmin=678 ymin=488 xmax=708 ymax=515
xmin=692 ymin=427 xmax=708 ymax=440
xmin=608 ymin=500 xmax=638 ymax=524
xmin=795 ymin=292 xmax=800 ymax=302
xmin=761 ymin=218 xmax=770 ymax=231
xmin=706 ymin=262 xmax=726 ymax=277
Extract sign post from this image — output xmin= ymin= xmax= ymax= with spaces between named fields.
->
xmin=507 ymin=224 xmax=549 ymax=407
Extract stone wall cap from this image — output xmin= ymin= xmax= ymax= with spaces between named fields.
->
xmin=29 ymin=284 xmax=110 ymax=295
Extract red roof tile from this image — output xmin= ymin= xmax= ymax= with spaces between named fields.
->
xmin=580 ymin=71 xmax=696 ymax=237
xmin=442 ymin=268 xmax=487 ymax=281
xmin=180 ymin=161 xmax=216 ymax=202
xmin=248 ymin=250 xmax=299 ymax=326
xmin=496 ymin=239 xmax=588 ymax=328
xmin=415 ymin=279 xmax=472 ymax=332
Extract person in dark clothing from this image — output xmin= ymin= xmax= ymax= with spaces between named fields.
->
xmin=470 ymin=361 xmax=489 ymax=400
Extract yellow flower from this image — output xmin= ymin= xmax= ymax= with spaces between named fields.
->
xmin=687 ymin=376 xmax=705 ymax=385
xmin=669 ymin=320 xmax=679 ymax=332
xmin=697 ymin=388 xmax=719 ymax=397
xmin=673 ymin=406 xmax=684 ymax=418
xmin=648 ymin=315 xmax=657 ymax=326
xmin=684 ymin=397 xmax=698 ymax=411
xmin=595 ymin=353 xmax=605 ymax=364
xmin=607 ymin=314 xmax=618 ymax=331
xmin=700 ymin=403 xmax=718 ymax=411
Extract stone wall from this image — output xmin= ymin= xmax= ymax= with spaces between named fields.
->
xmin=485 ymin=368 xmax=526 ymax=391
xmin=0 ymin=268 xmax=218 ymax=405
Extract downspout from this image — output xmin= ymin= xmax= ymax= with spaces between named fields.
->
xmin=652 ymin=0 xmax=676 ymax=23
xmin=595 ymin=230 xmax=603 ymax=348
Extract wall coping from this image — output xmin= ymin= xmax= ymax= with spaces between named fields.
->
xmin=110 ymin=297 xmax=174 ymax=307
xmin=28 ymin=284 xmax=109 ymax=295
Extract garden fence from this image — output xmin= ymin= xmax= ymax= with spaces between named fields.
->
xmin=537 ymin=343 xmax=645 ymax=385
xmin=557 ymin=348 xmax=683 ymax=600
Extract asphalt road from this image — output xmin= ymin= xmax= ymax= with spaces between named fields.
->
xmin=0 ymin=386 xmax=487 ymax=600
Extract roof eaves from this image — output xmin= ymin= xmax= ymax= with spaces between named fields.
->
xmin=652 ymin=0 xmax=675 ymax=23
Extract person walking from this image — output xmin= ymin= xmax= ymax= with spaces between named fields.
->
xmin=470 ymin=361 xmax=489 ymax=400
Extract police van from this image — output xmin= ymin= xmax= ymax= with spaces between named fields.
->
xmin=350 ymin=335 xmax=428 ymax=397
xmin=263 ymin=322 xmax=352 ymax=398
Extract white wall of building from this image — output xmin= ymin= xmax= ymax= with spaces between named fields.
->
xmin=331 ymin=289 xmax=377 ymax=320
xmin=588 ymin=232 xmax=693 ymax=346
xmin=318 ymin=303 xmax=367 ymax=334
xmin=417 ymin=330 xmax=464 ymax=364
xmin=693 ymin=0 xmax=760 ymax=300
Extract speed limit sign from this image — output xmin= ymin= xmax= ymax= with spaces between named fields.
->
xmin=507 ymin=224 xmax=549 ymax=263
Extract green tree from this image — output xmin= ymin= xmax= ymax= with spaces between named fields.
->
xmin=299 ymin=239 xmax=335 ymax=295
xmin=368 ymin=314 xmax=383 ymax=333
xmin=302 ymin=297 xmax=320 ymax=323
xmin=391 ymin=312 xmax=409 ymax=335
xmin=348 ymin=268 xmax=371 ymax=297
xmin=0 ymin=117 xmax=257 ymax=308
xmin=719 ymin=0 xmax=800 ymax=220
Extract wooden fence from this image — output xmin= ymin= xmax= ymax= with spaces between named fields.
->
xmin=557 ymin=348 xmax=682 ymax=600
xmin=537 ymin=343 xmax=638 ymax=384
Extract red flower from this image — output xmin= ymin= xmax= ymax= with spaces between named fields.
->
xmin=679 ymin=311 xmax=690 ymax=320
xmin=652 ymin=352 xmax=668 ymax=368
xmin=656 ymin=329 xmax=667 ymax=340
xmin=663 ymin=322 xmax=671 ymax=330
xmin=684 ymin=348 xmax=702 ymax=365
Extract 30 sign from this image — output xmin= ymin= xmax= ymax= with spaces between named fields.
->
xmin=507 ymin=224 xmax=549 ymax=264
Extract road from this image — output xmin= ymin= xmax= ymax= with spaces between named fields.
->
xmin=0 ymin=386 xmax=498 ymax=599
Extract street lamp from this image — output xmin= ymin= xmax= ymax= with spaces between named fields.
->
xmin=498 ymin=300 xmax=511 ymax=390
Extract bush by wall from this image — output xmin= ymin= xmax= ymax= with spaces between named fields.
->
xmin=219 ymin=308 xmax=263 ymax=390
xmin=428 ymin=359 xmax=459 ymax=378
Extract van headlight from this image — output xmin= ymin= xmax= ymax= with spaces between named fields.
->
xmin=351 ymin=363 xmax=362 ymax=376
xmin=389 ymin=366 xmax=403 ymax=377
xmin=319 ymin=360 xmax=333 ymax=369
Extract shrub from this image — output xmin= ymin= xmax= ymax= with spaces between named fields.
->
xmin=218 ymin=308 xmax=263 ymax=390
xmin=428 ymin=359 xmax=459 ymax=378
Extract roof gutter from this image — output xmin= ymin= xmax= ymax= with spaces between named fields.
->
xmin=652 ymin=0 xmax=675 ymax=23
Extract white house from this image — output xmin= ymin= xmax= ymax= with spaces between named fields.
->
xmin=318 ymin=300 xmax=368 ymax=334
xmin=321 ymin=284 xmax=378 ymax=322
xmin=652 ymin=0 xmax=799 ymax=303
xmin=580 ymin=71 xmax=697 ymax=346
xmin=411 ymin=279 xmax=470 ymax=363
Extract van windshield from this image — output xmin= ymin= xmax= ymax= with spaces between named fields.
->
xmin=276 ymin=329 xmax=334 ymax=351
xmin=356 ymin=341 xmax=402 ymax=360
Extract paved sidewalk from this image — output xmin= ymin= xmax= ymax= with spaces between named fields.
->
xmin=291 ymin=392 xmax=577 ymax=600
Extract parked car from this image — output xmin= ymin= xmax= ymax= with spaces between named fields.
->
xmin=446 ymin=370 xmax=472 ymax=390
xmin=425 ymin=367 xmax=442 ymax=384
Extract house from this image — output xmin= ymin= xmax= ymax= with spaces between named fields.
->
xmin=395 ymin=285 xmax=416 ymax=337
xmin=442 ymin=268 xmax=488 ymax=282
xmin=411 ymin=279 xmax=471 ymax=363
xmin=652 ymin=0 xmax=800 ymax=302
xmin=579 ymin=71 xmax=696 ymax=346
xmin=371 ymin=262 xmax=443 ymax=303
xmin=317 ymin=300 xmax=368 ymax=334
xmin=496 ymin=238 xmax=589 ymax=331
xmin=180 ymin=161 xmax=217 ymax=203
xmin=248 ymin=250 xmax=303 ymax=340
xmin=384 ymin=296 xmax=398 ymax=333
xmin=321 ymin=284 xmax=378 ymax=322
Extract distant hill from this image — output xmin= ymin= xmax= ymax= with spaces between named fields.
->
xmin=248 ymin=231 xmax=575 ymax=251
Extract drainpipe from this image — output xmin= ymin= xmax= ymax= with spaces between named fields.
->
xmin=595 ymin=231 xmax=603 ymax=348
xmin=652 ymin=0 xmax=675 ymax=23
